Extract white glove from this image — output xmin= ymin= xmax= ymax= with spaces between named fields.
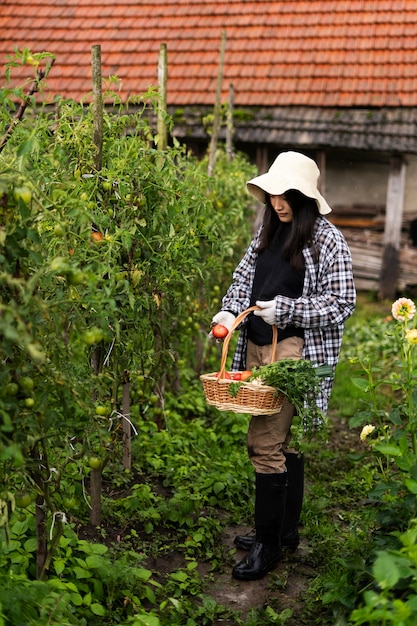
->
xmin=208 ymin=311 xmax=236 ymax=340
xmin=253 ymin=299 xmax=276 ymax=325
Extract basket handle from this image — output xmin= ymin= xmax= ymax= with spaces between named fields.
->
xmin=218 ymin=305 xmax=278 ymax=378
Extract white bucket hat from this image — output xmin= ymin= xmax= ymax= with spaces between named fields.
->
xmin=247 ymin=151 xmax=332 ymax=215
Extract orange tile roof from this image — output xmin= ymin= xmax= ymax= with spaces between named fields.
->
xmin=1 ymin=0 xmax=417 ymax=107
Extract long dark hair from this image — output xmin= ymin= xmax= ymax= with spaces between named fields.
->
xmin=256 ymin=190 xmax=320 ymax=269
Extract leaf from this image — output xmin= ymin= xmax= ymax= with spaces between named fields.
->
xmin=213 ymin=481 xmax=225 ymax=494
xmin=373 ymin=552 xmax=400 ymax=589
xmin=404 ymin=478 xmax=417 ymax=494
xmin=82 ymin=592 xmax=92 ymax=606
xmin=23 ymin=537 xmax=37 ymax=552
xmin=69 ymin=592 xmax=83 ymax=606
xmin=73 ymin=566 xmax=92 ymax=579
xmin=85 ymin=554 xmax=105 ymax=569
xmin=17 ymin=138 xmax=35 ymax=157
xmin=145 ymin=585 xmax=156 ymax=604
xmin=387 ymin=407 xmax=403 ymax=425
xmin=350 ymin=377 xmax=369 ymax=391
xmin=349 ymin=414 xmax=367 ymax=428
xmin=90 ymin=603 xmax=106 ymax=616
xmin=54 ymin=559 xmax=65 ymax=575
xmin=169 ymin=571 xmax=188 ymax=582
xmin=373 ymin=443 xmax=402 ymax=456
xmin=132 ymin=615 xmax=160 ymax=626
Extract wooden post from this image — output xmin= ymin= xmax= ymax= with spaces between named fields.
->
xmin=90 ymin=44 xmax=104 ymax=526
xmin=208 ymin=30 xmax=227 ymax=177
xmin=226 ymin=83 xmax=234 ymax=161
xmin=32 ymin=444 xmax=48 ymax=579
xmin=122 ymin=380 xmax=131 ymax=470
xmin=91 ymin=44 xmax=103 ymax=171
xmin=255 ymin=145 xmax=269 ymax=174
xmin=317 ymin=151 xmax=326 ymax=195
xmin=157 ymin=43 xmax=168 ymax=150
xmin=379 ymin=155 xmax=406 ymax=300
xmin=89 ymin=467 xmax=102 ymax=526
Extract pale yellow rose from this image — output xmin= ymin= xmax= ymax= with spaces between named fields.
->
xmin=360 ymin=424 xmax=375 ymax=442
xmin=406 ymin=329 xmax=417 ymax=345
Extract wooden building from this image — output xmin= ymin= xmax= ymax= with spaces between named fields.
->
xmin=1 ymin=0 xmax=417 ymax=297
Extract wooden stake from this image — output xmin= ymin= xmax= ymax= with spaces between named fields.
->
xmin=89 ymin=467 xmax=102 ymax=526
xmin=122 ymin=380 xmax=131 ymax=470
xmin=91 ymin=44 xmax=103 ymax=171
xmin=89 ymin=44 xmax=104 ymax=526
xmin=226 ymin=83 xmax=234 ymax=161
xmin=208 ymin=30 xmax=226 ymax=176
xmin=157 ymin=43 xmax=168 ymax=150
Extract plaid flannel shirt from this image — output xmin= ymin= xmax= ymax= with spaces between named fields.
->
xmin=221 ymin=216 xmax=356 ymax=414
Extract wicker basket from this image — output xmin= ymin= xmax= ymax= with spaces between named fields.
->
xmin=200 ymin=306 xmax=285 ymax=415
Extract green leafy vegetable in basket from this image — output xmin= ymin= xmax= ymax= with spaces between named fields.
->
xmin=229 ymin=359 xmax=332 ymax=431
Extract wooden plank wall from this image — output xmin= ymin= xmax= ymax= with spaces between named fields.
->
xmin=331 ymin=219 xmax=417 ymax=292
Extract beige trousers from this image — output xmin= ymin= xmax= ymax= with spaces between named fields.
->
xmin=246 ymin=336 xmax=304 ymax=474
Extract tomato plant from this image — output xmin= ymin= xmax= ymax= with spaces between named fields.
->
xmin=0 ymin=49 xmax=257 ymax=589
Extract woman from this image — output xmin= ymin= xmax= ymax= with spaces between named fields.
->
xmin=210 ymin=151 xmax=356 ymax=581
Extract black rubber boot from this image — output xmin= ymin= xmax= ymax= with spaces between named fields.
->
xmin=281 ymin=452 xmax=304 ymax=551
xmin=234 ymin=453 xmax=304 ymax=553
xmin=232 ymin=472 xmax=287 ymax=581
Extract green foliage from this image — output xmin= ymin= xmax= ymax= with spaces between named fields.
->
xmin=0 ymin=520 xmax=161 ymax=624
xmin=242 ymin=360 xmax=332 ymax=448
xmin=0 ymin=50 xmax=259 ymax=624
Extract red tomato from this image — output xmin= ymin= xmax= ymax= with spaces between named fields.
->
xmin=229 ymin=372 xmax=241 ymax=380
xmin=91 ymin=231 xmax=104 ymax=242
xmin=216 ymin=371 xmax=231 ymax=379
xmin=212 ymin=324 xmax=229 ymax=339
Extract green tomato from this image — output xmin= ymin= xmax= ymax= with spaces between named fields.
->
xmin=95 ymin=405 xmax=109 ymax=416
xmin=88 ymin=456 xmax=102 ymax=470
xmin=24 ymin=397 xmax=35 ymax=408
xmin=63 ymin=496 xmax=77 ymax=509
xmin=115 ymin=271 xmax=128 ymax=282
xmin=14 ymin=185 xmax=32 ymax=205
xmin=102 ymin=181 xmax=112 ymax=191
xmin=82 ymin=328 xmax=104 ymax=345
xmin=5 ymin=382 xmax=19 ymax=397
xmin=53 ymin=224 xmax=65 ymax=237
xmin=50 ymin=256 xmax=70 ymax=274
xmin=19 ymin=376 xmax=34 ymax=392
xmin=67 ymin=269 xmax=86 ymax=285
xmin=15 ymin=492 xmax=32 ymax=508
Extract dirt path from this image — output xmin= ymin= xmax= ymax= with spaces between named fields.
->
xmin=206 ymin=526 xmax=317 ymax=624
